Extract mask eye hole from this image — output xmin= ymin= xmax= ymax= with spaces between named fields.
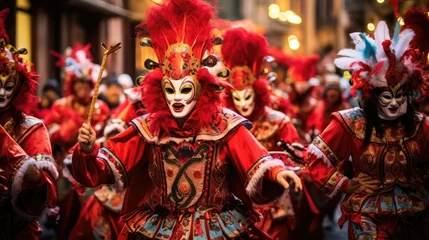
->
xmin=165 ymin=87 xmax=174 ymax=94
xmin=181 ymin=87 xmax=192 ymax=94
xmin=233 ymin=97 xmax=240 ymax=101
xmin=245 ymin=95 xmax=251 ymax=100
xmin=5 ymin=86 xmax=14 ymax=92
xmin=382 ymin=95 xmax=392 ymax=100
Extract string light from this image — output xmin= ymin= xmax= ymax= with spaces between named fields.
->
xmin=367 ymin=23 xmax=375 ymax=31
xmin=376 ymin=0 xmax=385 ymax=3
xmin=289 ymin=37 xmax=300 ymax=50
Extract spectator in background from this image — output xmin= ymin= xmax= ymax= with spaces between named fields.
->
xmin=34 ymin=80 xmax=61 ymax=119
xmin=117 ymin=73 xmax=133 ymax=90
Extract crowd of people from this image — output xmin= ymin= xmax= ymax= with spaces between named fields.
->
xmin=1 ymin=0 xmax=429 ymax=239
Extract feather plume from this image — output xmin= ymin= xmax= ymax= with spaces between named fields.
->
xmin=334 ymin=57 xmax=358 ymax=70
xmin=392 ymin=21 xmax=400 ymax=44
xmin=361 ymin=34 xmax=377 ymax=62
xmin=0 ymin=8 xmax=9 ymax=43
xmin=222 ymin=28 xmax=268 ymax=77
xmin=394 ymin=29 xmax=415 ymax=60
xmin=375 ymin=21 xmax=390 ymax=47
xmin=337 ymin=49 xmax=365 ymax=62
xmin=403 ymin=8 xmax=429 ymax=59
xmin=137 ymin=0 xmax=214 ymax=64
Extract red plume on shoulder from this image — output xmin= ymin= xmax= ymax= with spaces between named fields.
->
xmin=0 ymin=8 xmax=9 ymax=43
xmin=403 ymin=8 xmax=429 ymax=64
xmin=137 ymin=0 xmax=214 ymax=65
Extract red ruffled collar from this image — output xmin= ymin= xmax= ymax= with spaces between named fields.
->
xmin=141 ymin=68 xmax=230 ymax=138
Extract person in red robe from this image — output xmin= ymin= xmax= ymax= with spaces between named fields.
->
xmin=307 ymin=10 xmax=429 ymax=239
xmin=70 ymin=0 xmax=302 ymax=239
xmin=68 ymin=119 xmax=128 ymax=240
xmin=0 ymin=8 xmax=58 ymax=239
xmin=287 ymin=55 xmax=321 ymax=144
xmin=221 ymin=28 xmax=300 ymax=240
xmin=313 ymin=74 xmax=351 ymax=131
xmin=44 ymin=43 xmax=110 ymax=239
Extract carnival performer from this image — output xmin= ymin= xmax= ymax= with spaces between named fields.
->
xmin=0 ymin=8 xmax=58 ymax=239
xmin=287 ymin=55 xmax=321 ymax=144
xmin=222 ymin=28 xmax=299 ymax=151
xmin=221 ymin=27 xmax=300 ymax=240
xmin=306 ymin=12 xmax=429 ymax=239
xmin=71 ymin=0 xmax=302 ymax=239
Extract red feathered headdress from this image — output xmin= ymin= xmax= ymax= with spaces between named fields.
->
xmin=288 ymin=55 xmax=320 ymax=82
xmin=0 ymin=9 xmax=39 ymax=114
xmin=135 ymin=0 xmax=230 ymax=136
xmin=403 ymin=8 xmax=429 ymax=66
xmin=0 ymin=8 xmax=9 ymax=44
xmin=222 ymin=28 xmax=268 ymax=89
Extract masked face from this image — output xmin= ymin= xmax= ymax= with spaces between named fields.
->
xmin=162 ymin=76 xmax=198 ymax=119
xmin=0 ymin=79 xmax=15 ymax=109
xmin=0 ymin=48 xmax=17 ymax=109
xmin=377 ymin=86 xmax=407 ymax=121
xmin=232 ymin=87 xmax=255 ymax=117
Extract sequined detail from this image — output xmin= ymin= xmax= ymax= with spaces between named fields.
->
xmin=335 ymin=107 xmax=423 ymax=143
xmin=131 ymin=108 xmax=248 ymax=144
xmin=124 ymin=202 xmax=254 ymax=239
xmin=312 ymin=136 xmax=340 ymax=166
xmin=320 ymin=171 xmax=346 ymax=196
xmin=3 ymin=114 xmax=44 ymax=143
xmin=94 ymin=186 xmax=125 ymax=213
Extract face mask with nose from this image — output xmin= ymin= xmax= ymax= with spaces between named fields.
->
xmin=231 ymin=87 xmax=255 ymax=117
xmin=376 ymin=86 xmax=408 ymax=121
xmin=162 ymin=76 xmax=198 ymax=119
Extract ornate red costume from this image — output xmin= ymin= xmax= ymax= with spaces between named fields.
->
xmin=71 ymin=1 xmax=301 ymax=239
xmin=0 ymin=8 xmax=58 ymax=239
xmin=307 ymin=9 xmax=429 ymax=239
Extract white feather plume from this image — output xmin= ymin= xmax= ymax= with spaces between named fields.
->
xmin=374 ymin=21 xmax=390 ymax=62
xmin=334 ymin=57 xmax=356 ymax=70
xmin=375 ymin=21 xmax=390 ymax=46
xmin=394 ymin=29 xmax=415 ymax=60
xmin=350 ymin=32 xmax=365 ymax=50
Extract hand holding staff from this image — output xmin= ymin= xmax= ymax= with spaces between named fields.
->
xmin=86 ymin=42 xmax=121 ymax=124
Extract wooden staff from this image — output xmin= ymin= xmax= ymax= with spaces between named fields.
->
xmin=87 ymin=42 xmax=121 ymax=124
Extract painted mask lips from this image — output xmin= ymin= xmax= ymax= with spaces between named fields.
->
xmin=0 ymin=97 xmax=5 ymax=103
xmin=388 ymin=106 xmax=399 ymax=114
xmin=241 ymin=107 xmax=249 ymax=113
xmin=173 ymin=103 xmax=185 ymax=112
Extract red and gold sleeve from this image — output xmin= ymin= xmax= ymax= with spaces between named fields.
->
xmin=278 ymin=119 xmax=300 ymax=144
xmin=227 ymin=125 xmax=286 ymax=206
xmin=306 ymin=118 xmax=352 ymax=198
xmin=1 ymin=124 xmax=59 ymax=219
xmin=71 ymin=126 xmax=146 ymax=191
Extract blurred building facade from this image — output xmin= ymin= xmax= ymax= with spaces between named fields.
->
xmin=0 ymin=0 xmax=161 ymax=95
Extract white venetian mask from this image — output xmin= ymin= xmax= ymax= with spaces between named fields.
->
xmin=0 ymin=80 xmax=15 ymax=109
xmin=377 ymin=86 xmax=407 ymax=121
xmin=162 ymin=76 xmax=198 ymax=119
xmin=232 ymin=87 xmax=255 ymax=117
